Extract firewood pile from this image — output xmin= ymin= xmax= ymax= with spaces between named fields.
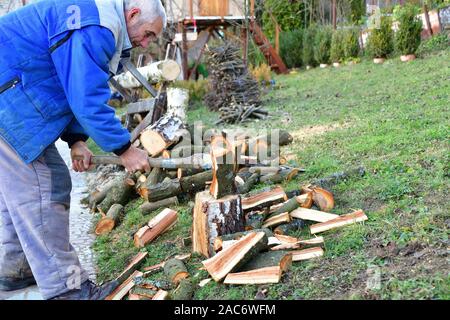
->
xmin=203 ymin=43 xmax=268 ymax=124
xmin=85 ymin=59 xmax=368 ymax=300
xmin=91 ymin=124 xmax=368 ymax=299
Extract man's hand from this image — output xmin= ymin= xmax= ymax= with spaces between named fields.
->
xmin=120 ymin=146 xmax=151 ymax=173
xmin=70 ymin=141 xmax=93 ymax=172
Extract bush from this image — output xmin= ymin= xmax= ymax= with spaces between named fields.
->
xmin=417 ymin=33 xmax=450 ymax=56
xmin=314 ymin=26 xmax=333 ymax=64
xmin=366 ymin=16 xmax=395 ymax=58
xmin=280 ymin=29 xmax=304 ymax=68
xmin=303 ymin=25 xmax=317 ymax=67
xmin=330 ymin=29 xmax=346 ymax=63
xmin=262 ymin=0 xmax=306 ymax=40
xmin=394 ymin=4 xmax=423 ymax=55
xmin=250 ymin=63 xmax=273 ymax=83
xmin=343 ymin=27 xmax=361 ymax=60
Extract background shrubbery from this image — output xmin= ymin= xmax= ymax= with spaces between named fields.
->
xmin=394 ymin=4 xmax=423 ymax=55
xmin=280 ymin=29 xmax=304 ymax=68
xmin=314 ymin=26 xmax=333 ymax=65
xmin=366 ymin=16 xmax=395 ymax=59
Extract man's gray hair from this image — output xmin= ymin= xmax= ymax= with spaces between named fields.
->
xmin=124 ymin=0 xmax=167 ymax=27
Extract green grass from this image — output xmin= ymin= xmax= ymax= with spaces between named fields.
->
xmin=92 ymin=49 xmax=449 ymax=300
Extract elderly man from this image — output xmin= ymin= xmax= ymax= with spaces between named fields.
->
xmin=0 ymin=0 xmax=166 ymax=300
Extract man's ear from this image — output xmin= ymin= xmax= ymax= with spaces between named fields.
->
xmin=125 ymin=8 xmax=141 ymax=24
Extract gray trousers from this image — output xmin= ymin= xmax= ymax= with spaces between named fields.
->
xmin=0 ymin=138 xmax=88 ymax=299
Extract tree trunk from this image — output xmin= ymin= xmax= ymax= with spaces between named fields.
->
xmin=164 ymin=259 xmax=189 ymax=285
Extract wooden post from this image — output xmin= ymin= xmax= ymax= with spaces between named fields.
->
xmin=332 ymin=0 xmax=337 ymax=30
xmin=423 ymin=5 xmax=433 ymax=37
xmin=180 ymin=22 xmax=189 ymax=80
xmin=250 ymin=0 xmax=255 ymax=21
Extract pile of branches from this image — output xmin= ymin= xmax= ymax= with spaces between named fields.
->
xmin=204 ymin=43 xmax=268 ymax=124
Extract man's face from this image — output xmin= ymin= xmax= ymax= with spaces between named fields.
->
xmin=126 ymin=9 xmax=164 ymax=49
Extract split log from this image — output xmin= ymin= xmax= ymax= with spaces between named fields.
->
xmin=270 ymin=237 xmax=325 ymax=251
xmin=152 ymin=290 xmax=169 ymax=300
xmin=95 ymin=204 xmax=124 ymax=235
xmin=262 ymin=212 xmax=291 ymax=229
xmin=106 ymin=270 xmax=143 ymax=300
xmin=98 ymin=177 xmax=136 ymax=214
xmin=273 ymin=234 xmax=299 ymax=244
xmin=114 ymin=60 xmax=181 ymax=88
xmin=192 ymin=191 xmax=245 ymax=258
xmin=147 ymin=167 xmax=163 ymax=186
xmin=140 ymin=197 xmax=179 ymax=216
xmin=170 ymin=279 xmax=195 ymax=300
xmin=291 ymin=247 xmax=324 ymax=261
xmin=213 ymin=228 xmax=273 ymax=253
xmin=209 ymin=140 xmax=237 ymax=199
xmin=179 ymin=170 xmax=213 ymax=194
xmin=202 ymin=231 xmax=269 ymax=282
xmin=273 ymin=219 xmax=306 ymax=235
xmin=140 ymin=116 xmax=186 ymax=157
xmin=128 ymin=293 xmax=151 ymax=300
xmin=310 ymin=210 xmax=368 ymax=234
xmin=164 ymin=259 xmax=189 ymax=285
xmin=242 ymin=186 xmax=287 ymax=212
xmin=134 ymin=208 xmax=178 ymax=248
xmin=290 ymin=208 xmax=339 ymax=223
xmin=115 ymin=252 xmax=148 ymax=284
xmin=223 ymin=266 xmax=282 ymax=285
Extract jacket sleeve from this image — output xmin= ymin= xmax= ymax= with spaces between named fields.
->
xmin=60 ymin=118 xmax=89 ymax=148
xmin=50 ymin=26 xmax=131 ymax=155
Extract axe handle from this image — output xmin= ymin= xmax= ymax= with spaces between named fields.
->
xmin=74 ymin=154 xmax=212 ymax=171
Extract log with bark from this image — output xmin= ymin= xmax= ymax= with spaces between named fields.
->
xmin=140 ymin=116 xmax=186 ymax=157
xmin=137 ymin=170 xmax=213 ymax=203
xmin=273 ymin=219 xmax=306 ymax=235
xmin=98 ymin=176 xmax=137 ymax=214
xmin=302 ymin=186 xmax=335 ymax=212
xmin=269 ymin=193 xmax=313 ymax=218
xmin=245 ymin=213 xmax=265 ymax=231
xmin=134 ymin=208 xmax=178 ymax=248
xmin=237 ymin=172 xmax=260 ymax=195
xmin=114 ymin=60 xmax=181 ymax=88
xmin=192 ymin=191 xmax=245 ymax=258
xmin=164 ymin=259 xmax=189 ymax=285
xmin=170 ymin=278 xmax=195 ymax=300
xmin=140 ymin=197 xmax=179 ymax=216
xmin=310 ymin=210 xmax=368 ymax=234
xmin=202 ymin=231 xmax=269 ymax=282
xmin=95 ymin=204 xmax=124 ymax=236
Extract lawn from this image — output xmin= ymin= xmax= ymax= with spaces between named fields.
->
xmin=91 ymin=48 xmax=449 ymax=300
